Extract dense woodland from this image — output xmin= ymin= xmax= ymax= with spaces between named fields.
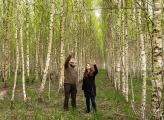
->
xmin=0 ymin=0 xmax=164 ymax=120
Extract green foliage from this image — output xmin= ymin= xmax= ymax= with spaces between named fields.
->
xmin=0 ymin=70 xmax=145 ymax=120
xmin=1 ymin=70 xmax=162 ymax=119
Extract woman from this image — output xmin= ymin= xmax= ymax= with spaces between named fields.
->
xmin=82 ymin=60 xmax=98 ymax=113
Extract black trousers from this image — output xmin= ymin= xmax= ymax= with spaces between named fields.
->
xmin=64 ymin=83 xmax=77 ymax=109
xmin=86 ymin=96 xmax=96 ymax=112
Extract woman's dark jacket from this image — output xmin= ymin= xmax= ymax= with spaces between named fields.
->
xmin=82 ymin=65 xmax=98 ymax=97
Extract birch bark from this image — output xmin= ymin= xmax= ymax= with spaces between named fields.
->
xmin=137 ymin=1 xmax=147 ymax=119
xmin=11 ymin=0 xmax=19 ymax=106
xmin=151 ymin=0 xmax=163 ymax=119
xmin=58 ymin=0 xmax=65 ymax=93
xmin=20 ymin=3 xmax=27 ymax=102
xmin=115 ymin=0 xmax=121 ymax=91
xmin=4 ymin=0 xmax=9 ymax=88
xmin=38 ymin=0 xmax=55 ymax=101
xmin=25 ymin=0 xmax=30 ymax=83
xmin=124 ymin=0 xmax=128 ymax=102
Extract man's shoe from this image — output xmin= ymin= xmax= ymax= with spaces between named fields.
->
xmin=86 ymin=110 xmax=90 ymax=113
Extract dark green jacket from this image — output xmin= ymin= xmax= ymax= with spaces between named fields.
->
xmin=64 ymin=55 xmax=77 ymax=85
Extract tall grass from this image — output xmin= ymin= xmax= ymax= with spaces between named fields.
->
xmin=0 ymin=70 xmax=161 ymax=120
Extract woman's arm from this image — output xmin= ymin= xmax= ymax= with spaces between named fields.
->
xmin=92 ymin=60 xmax=98 ymax=75
xmin=82 ymin=79 xmax=84 ymax=90
xmin=93 ymin=65 xmax=98 ymax=75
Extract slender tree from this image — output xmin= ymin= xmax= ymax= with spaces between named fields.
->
xmin=25 ymin=0 xmax=30 ymax=83
xmin=151 ymin=0 xmax=163 ymax=119
xmin=4 ymin=0 xmax=10 ymax=88
xmin=34 ymin=1 xmax=42 ymax=83
xmin=115 ymin=0 xmax=121 ymax=91
xmin=38 ymin=0 xmax=55 ymax=101
xmin=11 ymin=0 xmax=19 ymax=106
xmin=58 ymin=0 xmax=65 ymax=93
xmin=20 ymin=1 xmax=27 ymax=102
xmin=139 ymin=1 xmax=147 ymax=119
xmin=124 ymin=0 xmax=128 ymax=102
xmin=121 ymin=0 xmax=126 ymax=98
xmin=1 ymin=0 xmax=5 ymax=82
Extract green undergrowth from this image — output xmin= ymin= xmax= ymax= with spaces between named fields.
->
xmin=0 ymin=70 xmax=159 ymax=120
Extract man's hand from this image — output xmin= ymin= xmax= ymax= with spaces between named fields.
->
xmin=69 ymin=50 xmax=74 ymax=56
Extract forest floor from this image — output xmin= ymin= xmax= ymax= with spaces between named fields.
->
xmin=0 ymin=70 xmax=154 ymax=120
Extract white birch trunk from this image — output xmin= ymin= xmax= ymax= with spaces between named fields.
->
xmin=58 ymin=0 xmax=65 ymax=93
xmin=11 ymin=0 xmax=19 ymax=105
xmin=2 ymin=44 xmax=5 ymax=82
xmin=79 ymin=45 xmax=83 ymax=82
xmin=121 ymin=0 xmax=125 ymax=96
xmin=124 ymin=3 xmax=129 ymax=102
xmin=1 ymin=0 xmax=5 ymax=82
xmin=130 ymin=72 xmax=134 ymax=103
xmin=35 ymin=16 xmax=41 ymax=83
xmin=136 ymin=1 xmax=147 ymax=119
xmin=26 ymin=0 xmax=30 ymax=83
xmin=4 ymin=1 xmax=9 ymax=88
xmin=115 ymin=1 xmax=121 ymax=91
xmin=38 ymin=0 xmax=54 ymax=101
xmin=74 ymin=0 xmax=78 ymax=82
xmin=48 ymin=73 xmax=51 ymax=100
xmin=20 ymin=6 xmax=27 ymax=102
xmin=151 ymin=0 xmax=163 ymax=119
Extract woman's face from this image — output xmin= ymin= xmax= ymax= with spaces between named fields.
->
xmin=86 ymin=64 xmax=91 ymax=70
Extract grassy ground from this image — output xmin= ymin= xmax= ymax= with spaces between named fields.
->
xmin=0 ymin=70 xmax=160 ymax=120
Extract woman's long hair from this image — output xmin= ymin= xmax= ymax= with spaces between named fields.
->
xmin=83 ymin=63 xmax=94 ymax=79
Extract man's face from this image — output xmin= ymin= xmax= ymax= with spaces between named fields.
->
xmin=69 ymin=58 xmax=75 ymax=64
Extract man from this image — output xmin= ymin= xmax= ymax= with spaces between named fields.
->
xmin=64 ymin=51 xmax=77 ymax=111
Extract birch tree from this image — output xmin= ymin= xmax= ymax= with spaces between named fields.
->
xmin=4 ymin=0 xmax=9 ymax=88
xmin=58 ymin=0 xmax=65 ymax=93
xmin=120 ymin=0 xmax=129 ymax=102
xmin=38 ymin=0 xmax=55 ymax=101
xmin=138 ymin=1 xmax=147 ymax=119
xmin=1 ymin=44 xmax=5 ymax=81
xmin=115 ymin=0 xmax=121 ymax=91
xmin=26 ymin=0 xmax=30 ymax=83
xmin=11 ymin=0 xmax=19 ymax=106
xmin=121 ymin=0 xmax=126 ymax=98
xmin=34 ymin=1 xmax=42 ymax=83
xmin=20 ymin=2 xmax=27 ymax=102
xmin=124 ymin=0 xmax=128 ymax=102
xmin=74 ymin=0 xmax=78 ymax=62
xmin=151 ymin=0 xmax=163 ymax=119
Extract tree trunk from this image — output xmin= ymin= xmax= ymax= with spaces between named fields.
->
xmin=4 ymin=0 xmax=9 ymax=88
xmin=151 ymin=0 xmax=163 ymax=119
xmin=34 ymin=4 xmax=42 ymax=83
xmin=38 ymin=0 xmax=55 ymax=101
xmin=124 ymin=0 xmax=128 ymax=102
xmin=58 ymin=0 xmax=65 ymax=93
xmin=26 ymin=0 xmax=30 ymax=83
xmin=121 ymin=0 xmax=125 ymax=97
xmin=11 ymin=0 xmax=19 ymax=106
xmin=2 ymin=39 xmax=5 ymax=82
xmin=138 ymin=1 xmax=147 ymax=119
xmin=20 ymin=6 xmax=27 ymax=103
xmin=115 ymin=1 xmax=121 ymax=91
